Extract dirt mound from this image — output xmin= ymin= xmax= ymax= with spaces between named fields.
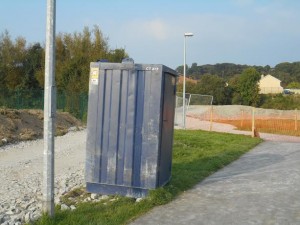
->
xmin=0 ymin=109 xmax=83 ymax=146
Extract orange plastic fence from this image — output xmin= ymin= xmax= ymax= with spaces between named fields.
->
xmin=186 ymin=105 xmax=300 ymax=137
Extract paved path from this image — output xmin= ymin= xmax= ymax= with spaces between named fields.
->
xmin=130 ymin=141 xmax=300 ymax=225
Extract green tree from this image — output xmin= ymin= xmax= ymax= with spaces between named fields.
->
xmin=228 ymin=74 xmax=241 ymax=104
xmin=274 ymin=71 xmax=294 ymax=87
xmin=0 ymin=31 xmax=29 ymax=90
xmin=107 ymin=48 xmax=128 ymax=63
xmin=175 ymin=61 xmax=300 ymax=87
xmin=0 ymin=30 xmax=13 ymax=92
xmin=286 ymin=81 xmax=300 ymax=89
xmin=175 ymin=65 xmax=189 ymax=75
xmin=35 ymin=25 xmax=128 ymax=93
xmin=187 ymin=62 xmax=198 ymax=75
xmin=238 ymin=68 xmax=261 ymax=106
xmin=176 ymin=80 xmax=196 ymax=94
xmin=194 ymin=75 xmax=230 ymax=104
xmin=273 ymin=62 xmax=300 ymax=86
xmin=1 ymin=26 xmax=127 ymax=93
xmin=21 ymin=43 xmax=44 ymax=90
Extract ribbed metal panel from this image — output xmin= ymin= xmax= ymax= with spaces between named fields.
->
xmin=85 ymin=61 xmax=177 ymax=197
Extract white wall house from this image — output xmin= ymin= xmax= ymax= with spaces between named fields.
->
xmin=258 ymin=74 xmax=283 ymax=94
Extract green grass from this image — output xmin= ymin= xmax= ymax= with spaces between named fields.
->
xmin=31 ymin=130 xmax=262 ymax=225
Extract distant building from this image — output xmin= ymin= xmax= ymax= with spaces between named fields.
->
xmin=258 ymin=74 xmax=283 ymax=94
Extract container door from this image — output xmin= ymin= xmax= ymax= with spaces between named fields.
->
xmin=158 ymin=73 xmax=176 ymax=186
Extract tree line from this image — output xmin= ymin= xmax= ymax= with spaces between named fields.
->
xmin=176 ymin=61 xmax=300 ymax=88
xmin=0 ymin=25 xmax=128 ymax=94
xmin=177 ymin=67 xmax=261 ymax=106
xmin=176 ymin=61 xmax=300 ymax=108
xmin=1 ymin=25 xmax=299 ymax=110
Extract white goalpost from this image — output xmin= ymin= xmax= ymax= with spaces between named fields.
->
xmin=175 ymin=93 xmax=213 ymax=128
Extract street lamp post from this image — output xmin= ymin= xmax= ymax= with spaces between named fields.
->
xmin=183 ymin=32 xmax=193 ymax=129
xmin=43 ymin=0 xmax=56 ymax=217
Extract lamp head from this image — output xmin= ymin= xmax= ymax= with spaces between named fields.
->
xmin=184 ymin=32 xmax=194 ymax=37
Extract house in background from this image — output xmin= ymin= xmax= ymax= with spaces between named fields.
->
xmin=258 ymin=74 xmax=283 ymax=94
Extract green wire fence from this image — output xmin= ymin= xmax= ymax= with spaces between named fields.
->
xmin=0 ymin=89 xmax=88 ymax=121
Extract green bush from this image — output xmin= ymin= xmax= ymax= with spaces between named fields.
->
xmin=260 ymin=94 xmax=300 ymax=110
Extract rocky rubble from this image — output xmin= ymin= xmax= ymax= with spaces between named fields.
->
xmin=0 ymin=128 xmax=145 ymax=225
xmin=0 ymin=130 xmax=87 ymax=225
xmin=0 ymin=168 xmax=85 ymax=225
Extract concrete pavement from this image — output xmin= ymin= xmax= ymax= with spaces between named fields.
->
xmin=130 ymin=141 xmax=300 ymax=225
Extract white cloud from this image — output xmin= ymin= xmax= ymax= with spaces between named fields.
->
xmin=122 ymin=18 xmax=169 ymax=41
xmin=144 ymin=19 xmax=168 ymax=40
xmin=108 ymin=2 xmax=300 ymax=68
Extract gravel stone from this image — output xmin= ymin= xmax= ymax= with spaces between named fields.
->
xmin=100 ymin=195 xmax=109 ymax=200
xmin=135 ymin=198 xmax=143 ymax=203
xmin=24 ymin=213 xmax=31 ymax=223
xmin=1 ymin=221 xmax=10 ymax=225
xmin=60 ymin=204 xmax=70 ymax=211
xmin=0 ymin=130 xmax=87 ymax=224
xmin=91 ymin=193 xmax=99 ymax=200
xmin=10 ymin=214 xmax=22 ymax=222
xmin=68 ymin=127 xmax=78 ymax=132
xmin=54 ymin=197 xmax=61 ymax=204
xmin=0 ymin=215 xmax=4 ymax=223
xmin=2 ymin=215 xmax=10 ymax=222
xmin=4 ymin=211 xmax=14 ymax=216
xmin=31 ymin=212 xmax=41 ymax=221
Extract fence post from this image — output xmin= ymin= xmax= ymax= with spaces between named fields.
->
xmin=209 ymin=105 xmax=213 ymax=131
xmin=295 ymin=108 xmax=298 ymax=131
xmin=251 ymin=107 xmax=255 ymax=137
xmin=241 ymin=109 xmax=244 ymax=129
xmin=17 ymin=90 xmax=21 ymax=109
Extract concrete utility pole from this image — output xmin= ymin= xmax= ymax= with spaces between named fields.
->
xmin=43 ymin=0 xmax=56 ymax=217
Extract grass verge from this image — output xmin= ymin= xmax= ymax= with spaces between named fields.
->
xmin=30 ymin=130 xmax=262 ymax=225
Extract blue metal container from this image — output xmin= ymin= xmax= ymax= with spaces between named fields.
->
xmin=85 ymin=60 xmax=177 ymax=198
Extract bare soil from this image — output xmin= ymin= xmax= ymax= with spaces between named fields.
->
xmin=0 ymin=109 xmax=83 ymax=146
